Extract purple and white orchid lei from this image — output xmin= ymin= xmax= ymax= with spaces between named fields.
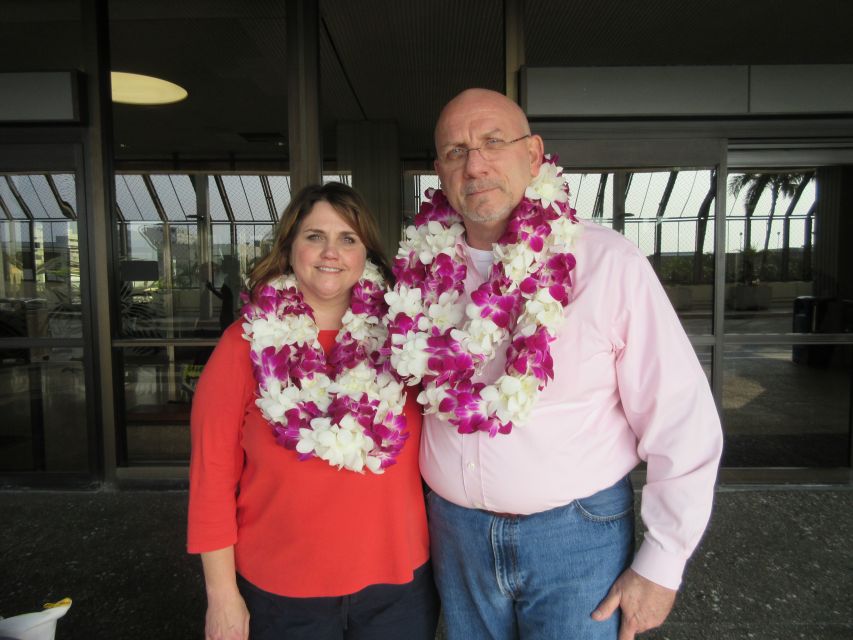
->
xmin=242 ymin=261 xmax=408 ymax=474
xmin=384 ymin=155 xmax=582 ymax=436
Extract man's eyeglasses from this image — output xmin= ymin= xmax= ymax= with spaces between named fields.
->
xmin=440 ymin=135 xmax=531 ymax=166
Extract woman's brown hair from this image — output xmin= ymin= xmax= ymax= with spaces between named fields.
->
xmin=247 ymin=182 xmax=393 ymax=301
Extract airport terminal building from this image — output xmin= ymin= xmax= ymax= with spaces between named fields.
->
xmin=1 ymin=0 xmax=851 ymax=488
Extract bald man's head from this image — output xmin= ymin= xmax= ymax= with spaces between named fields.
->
xmin=432 ymin=88 xmax=544 ymax=247
xmin=434 ymin=89 xmax=531 ymax=153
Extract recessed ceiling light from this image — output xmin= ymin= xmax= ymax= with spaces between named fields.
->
xmin=111 ymin=71 xmax=188 ymax=105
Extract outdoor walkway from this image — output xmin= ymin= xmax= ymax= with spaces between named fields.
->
xmin=2 ymin=486 xmax=852 ymax=639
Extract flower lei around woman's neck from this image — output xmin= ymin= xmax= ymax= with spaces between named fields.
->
xmin=384 ymin=155 xmax=582 ymax=436
xmin=242 ymin=261 xmax=408 ymax=474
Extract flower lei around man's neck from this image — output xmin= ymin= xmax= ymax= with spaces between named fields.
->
xmin=242 ymin=261 xmax=408 ymax=474
xmin=384 ymin=155 xmax=582 ymax=436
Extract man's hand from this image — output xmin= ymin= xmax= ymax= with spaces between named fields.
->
xmin=591 ymin=568 xmax=676 ymax=640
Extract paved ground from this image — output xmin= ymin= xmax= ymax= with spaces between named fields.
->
xmin=1 ymin=487 xmax=852 ymax=639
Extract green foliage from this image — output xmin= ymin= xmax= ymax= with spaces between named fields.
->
xmin=657 ymin=253 xmax=714 ymax=285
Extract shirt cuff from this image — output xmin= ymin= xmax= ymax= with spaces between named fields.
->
xmin=631 ymin=540 xmax=687 ymax=591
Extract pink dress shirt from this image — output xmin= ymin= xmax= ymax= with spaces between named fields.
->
xmin=420 ymin=221 xmax=723 ymax=590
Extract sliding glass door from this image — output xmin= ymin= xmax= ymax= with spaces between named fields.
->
xmin=0 ymin=144 xmax=93 ymax=480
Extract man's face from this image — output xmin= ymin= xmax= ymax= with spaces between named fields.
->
xmin=434 ymin=93 xmax=543 ymax=231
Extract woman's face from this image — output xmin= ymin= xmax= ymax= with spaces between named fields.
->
xmin=289 ymin=201 xmax=367 ymax=311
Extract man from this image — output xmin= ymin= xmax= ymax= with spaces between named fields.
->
xmin=415 ymin=88 xmax=723 ymax=639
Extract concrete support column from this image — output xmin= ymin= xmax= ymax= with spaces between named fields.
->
xmin=337 ymin=121 xmax=401 ymax=261
xmin=81 ymin=0 xmax=118 ymax=483
xmin=813 ymin=166 xmax=853 ymax=300
xmin=286 ymin=0 xmax=321 ymax=191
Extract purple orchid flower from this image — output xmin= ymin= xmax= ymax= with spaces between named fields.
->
xmin=505 ymin=327 xmax=555 ymax=384
xmin=424 ymin=330 xmax=477 ymax=387
xmin=414 ymin=189 xmax=463 ymax=227
xmin=393 ymin=254 xmax=427 ymax=286
xmin=470 ymin=283 xmax=522 ymax=330
xmin=252 ymin=344 xmax=294 ymax=388
xmin=421 ymin=253 xmax=467 ymax=296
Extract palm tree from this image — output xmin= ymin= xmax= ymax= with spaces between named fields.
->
xmin=693 ymin=169 xmax=716 ymax=284
xmin=653 ymin=170 xmax=678 ymax=274
xmin=780 ymin=172 xmax=814 ymax=280
xmin=728 ymin=172 xmax=812 ymax=281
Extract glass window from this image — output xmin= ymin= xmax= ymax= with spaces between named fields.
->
xmin=235 ymin=223 xmax=274 ymax=273
xmin=118 ymin=221 xmax=167 ymax=338
xmin=208 ymin=176 xmax=229 ymax=222
xmin=52 ymin=173 xmax=77 ymax=214
xmin=120 ymin=345 xmax=213 ymax=463
xmin=322 ymin=174 xmax=351 ymax=186
xmin=722 ymin=344 xmax=851 ymax=467
xmin=566 ymin=172 xmax=614 ymax=223
xmin=724 ymin=171 xmax=817 ymax=333
xmin=0 ymin=176 xmax=29 ymax=219
xmin=0 ymin=173 xmax=82 ymax=339
xmin=267 ymin=175 xmax=291 ymax=220
xmin=150 ymin=174 xmax=196 ymax=222
xmin=115 ymin=174 xmax=161 ymax=222
xmin=11 ymin=175 xmax=64 ymax=219
xmin=566 ymin=169 xmax=716 ymax=335
xmin=222 ymin=176 xmax=256 ymax=222
xmin=0 ymin=347 xmax=88 ymax=472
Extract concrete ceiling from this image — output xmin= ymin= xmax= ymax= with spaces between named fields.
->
xmin=2 ymin=0 xmax=852 ymax=164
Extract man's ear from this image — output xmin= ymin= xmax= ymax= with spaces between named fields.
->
xmin=528 ymin=134 xmax=545 ymax=177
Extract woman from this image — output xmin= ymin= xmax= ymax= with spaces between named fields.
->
xmin=187 ymin=182 xmax=437 ymax=640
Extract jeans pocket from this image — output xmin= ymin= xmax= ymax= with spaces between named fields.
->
xmin=573 ymin=476 xmax=634 ymax=523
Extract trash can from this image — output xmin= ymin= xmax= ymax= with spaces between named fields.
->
xmin=792 ymin=296 xmax=831 ymax=366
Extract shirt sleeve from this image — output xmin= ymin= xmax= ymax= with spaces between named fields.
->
xmin=611 ymin=251 xmax=723 ymax=590
xmin=187 ymin=322 xmax=254 ymax=553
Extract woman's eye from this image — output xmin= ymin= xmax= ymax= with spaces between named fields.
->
xmin=342 ymin=236 xmax=357 ymax=244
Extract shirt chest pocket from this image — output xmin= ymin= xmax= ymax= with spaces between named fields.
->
xmin=536 ymin=319 xmax=617 ymax=405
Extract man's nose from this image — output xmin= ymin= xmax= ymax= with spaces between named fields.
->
xmin=463 ymin=147 xmax=490 ymax=175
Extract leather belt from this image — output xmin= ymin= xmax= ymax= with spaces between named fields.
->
xmin=481 ymin=510 xmax=521 ymax=519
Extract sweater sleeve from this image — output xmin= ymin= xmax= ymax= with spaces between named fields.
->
xmin=612 ymin=251 xmax=723 ymax=590
xmin=187 ymin=322 xmax=255 ymax=553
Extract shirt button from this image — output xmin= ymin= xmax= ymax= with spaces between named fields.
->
xmin=467 ymin=461 xmax=476 ymax=470
xmin=474 ymin=501 xmax=484 ymax=509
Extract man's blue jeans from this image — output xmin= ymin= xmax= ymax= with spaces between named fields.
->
xmin=427 ymin=475 xmax=634 ymax=640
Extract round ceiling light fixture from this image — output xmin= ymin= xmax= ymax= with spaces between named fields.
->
xmin=111 ymin=71 xmax=188 ymax=105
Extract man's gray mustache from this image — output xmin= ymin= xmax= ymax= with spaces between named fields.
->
xmin=463 ymin=180 xmax=502 ymax=196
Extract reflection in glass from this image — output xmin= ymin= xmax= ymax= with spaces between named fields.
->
xmin=150 ymin=174 xmax=195 ymax=222
xmin=0 ymin=174 xmax=82 ymax=339
xmin=10 ymin=175 xmax=67 ymax=219
xmin=208 ymin=176 xmax=229 ymax=222
xmin=221 ymin=176 xmax=271 ymax=222
xmin=566 ymin=172 xmax=614 ymax=224
xmin=0 ymin=347 xmax=88 ymax=472
xmin=722 ymin=344 xmax=851 ymax=467
xmin=725 ymin=171 xmax=818 ymax=333
xmin=268 ymin=175 xmax=291 ymax=218
xmin=120 ymin=345 xmax=214 ymax=463
xmin=115 ymin=174 xmax=160 ymax=221
xmin=566 ymin=170 xmax=716 ymax=335
xmin=117 ymin=219 xmax=269 ymax=338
